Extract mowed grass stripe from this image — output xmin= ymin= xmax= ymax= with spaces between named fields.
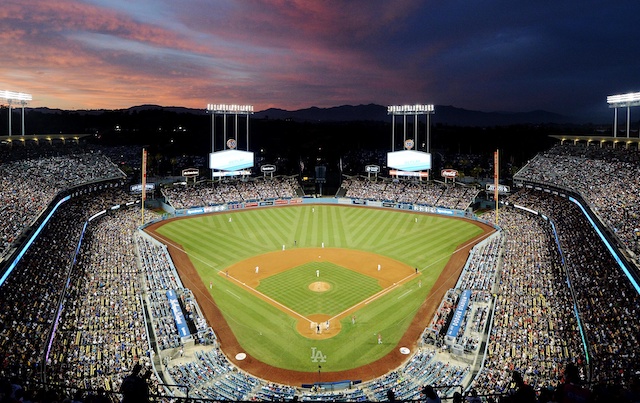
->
xmin=297 ymin=207 xmax=317 ymax=246
xmin=255 ymin=209 xmax=290 ymax=247
xmin=292 ymin=207 xmax=307 ymax=244
xmin=159 ymin=218 xmax=264 ymax=268
xmin=322 ymin=207 xmax=335 ymax=246
xmin=332 ymin=206 xmax=349 ymax=247
xmin=349 ymin=208 xmax=392 ymax=247
xmin=158 ymin=223 xmax=238 ymax=265
xmin=375 ymin=218 xmax=482 ymax=261
xmin=328 ymin=207 xmax=344 ymax=247
xmin=240 ymin=210 xmax=285 ymax=250
xmin=369 ymin=210 xmax=411 ymax=248
xmin=344 ymin=207 xmax=377 ymax=245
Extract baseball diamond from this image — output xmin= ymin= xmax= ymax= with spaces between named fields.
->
xmin=146 ymin=204 xmax=494 ymax=384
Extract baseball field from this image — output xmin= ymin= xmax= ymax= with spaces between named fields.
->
xmin=147 ymin=204 xmax=493 ymax=384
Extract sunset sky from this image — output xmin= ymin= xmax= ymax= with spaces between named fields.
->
xmin=1 ymin=0 xmax=639 ymax=119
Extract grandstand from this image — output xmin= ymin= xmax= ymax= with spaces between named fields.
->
xmin=0 ymin=139 xmax=639 ymax=403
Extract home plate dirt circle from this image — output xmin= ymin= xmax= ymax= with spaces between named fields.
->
xmin=308 ymin=281 xmax=331 ymax=292
xmin=296 ymin=313 xmax=342 ymax=340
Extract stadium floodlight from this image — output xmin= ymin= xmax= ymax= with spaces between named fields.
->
xmin=607 ymin=91 xmax=640 ymax=138
xmin=387 ymin=104 xmax=434 ymax=115
xmin=206 ymin=104 xmax=254 ymax=114
xmin=1 ymin=90 xmax=32 ymax=136
xmin=387 ymin=104 xmax=435 ymax=153
xmin=0 ymin=90 xmax=32 ymax=102
xmin=206 ymin=103 xmax=255 ymax=177
xmin=607 ymin=91 xmax=640 ymax=108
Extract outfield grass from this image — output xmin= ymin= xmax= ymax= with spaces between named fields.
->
xmin=156 ymin=205 xmax=483 ymax=372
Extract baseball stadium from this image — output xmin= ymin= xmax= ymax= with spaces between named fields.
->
xmin=0 ymin=101 xmax=639 ymax=403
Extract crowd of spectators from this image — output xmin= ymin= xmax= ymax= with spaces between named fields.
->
xmin=366 ymin=349 xmax=469 ymax=401
xmin=2 ymin=141 xmax=640 ymax=402
xmin=136 ymin=235 xmax=184 ymax=351
xmin=426 ymin=289 xmax=459 ymax=337
xmin=505 ymin=189 xmax=640 ymax=387
xmin=514 ymin=143 xmax=640 ymax=257
xmin=455 ymin=234 xmax=502 ymax=292
xmin=167 ymin=348 xmax=261 ymax=401
xmin=45 ymin=201 xmax=157 ymax=393
xmin=0 ymin=196 xmax=86 ymax=380
xmin=340 ymin=176 xmax=478 ymax=209
xmin=162 ymin=176 xmax=300 ymax=209
xmin=137 ymin=234 xmax=217 ymax=349
xmin=0 ymin=150 xmax=125 ymax=258
xmin=471 ymin=206 xmax=585 ymax=396
xmin=0 ymin=182 xmax=153 ymax=398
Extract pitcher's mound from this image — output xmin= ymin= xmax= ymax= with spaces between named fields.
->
xmin=308 ymin=281 xmax=331 ymax=292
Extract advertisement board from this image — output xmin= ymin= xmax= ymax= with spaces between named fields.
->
xmin=130 ymin=183 xmax=155 ymax=193
xmin=181 ymin=168 xmax=200 ymax=177
xmin=211 ymin=170 xmax=251 ymax=177
xmin=389 ymin=170 xmax=429 ymax=178
xmin=485 ymin=183 xmax=511 ymax=194
xmin=166 ymin=290 xmax=190 ymax=338
xmin=445 ymin=290 xmax=471 ymax=343
xmin=441 ymin=169 xmax=458 ymax=178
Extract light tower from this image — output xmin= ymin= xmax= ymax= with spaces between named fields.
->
xmin=205 ymin=104 xmax=255 ymax=180
xmin=607 ymin=91 xmax=640 ymax=138
xmin=387 ymin=104 xmax=435 ymax=152
xmin=0 ymin=90 xmax=32 ymax=136
xmin=386 ymin=104 xmax=435 ymax=180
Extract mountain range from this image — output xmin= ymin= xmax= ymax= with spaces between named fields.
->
xmin=29 ymin=103 xmax=584 ymax=127
xmin=252 ymin=104 xmax=576 ymax=126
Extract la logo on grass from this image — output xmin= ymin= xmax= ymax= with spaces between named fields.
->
xmin=310 ymin=347 xmax=327 ymax=363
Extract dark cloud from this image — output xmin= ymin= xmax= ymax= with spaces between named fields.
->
xmin=1 ymin=0 xmax=639 ymax=120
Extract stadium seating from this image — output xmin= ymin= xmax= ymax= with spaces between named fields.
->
xmin=1 ymin=142 xmax=640 ymax=402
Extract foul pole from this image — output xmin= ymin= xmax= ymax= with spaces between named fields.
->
xmin=142 ymin=148 xmax=147 ymax=225
xmin=494 ymin=150 xmax=499 ymax=224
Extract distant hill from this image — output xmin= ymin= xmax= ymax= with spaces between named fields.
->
xmin=27 ymin=103 xmax=576 ymax=126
